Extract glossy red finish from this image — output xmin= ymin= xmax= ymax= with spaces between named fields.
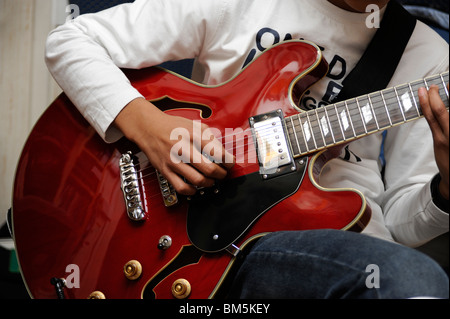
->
xmin=12 ymin=41 xmax=370 ymax=299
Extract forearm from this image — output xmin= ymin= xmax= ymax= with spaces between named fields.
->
xmin=45 ymin=0 xmax=211 ymax=142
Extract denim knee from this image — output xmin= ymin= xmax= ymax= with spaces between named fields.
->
xmin=228 ymin=230 xmax=449 ymax=299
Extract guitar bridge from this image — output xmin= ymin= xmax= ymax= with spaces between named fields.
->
xmin=249 ymin=109 xmax=295 ymax=179
xmin=119 ymin=152 xmax=146 ymax=221
xmin=156 ymin=170 xmax=178 ymax=207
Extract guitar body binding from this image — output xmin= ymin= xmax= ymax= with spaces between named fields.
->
xmin=11 ymin=40 xmax=373 ymax=299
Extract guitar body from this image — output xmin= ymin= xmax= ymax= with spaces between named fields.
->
xmin=12 ymin=41 xmax=370 ymax=299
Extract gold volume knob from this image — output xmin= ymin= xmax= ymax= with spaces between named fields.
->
xmin=171 ymin=279 xmax=191 ymax=299
xmin=124 ymin=260 xmax=142 ymax=280
xmin=88 ymin=291 xmax=106 ymax=299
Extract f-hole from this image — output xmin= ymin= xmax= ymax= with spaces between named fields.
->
xmin=151 ymin=97 xmax=213 ymax=119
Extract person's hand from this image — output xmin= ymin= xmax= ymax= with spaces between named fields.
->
xmin=419 ymin=84 xmax=449 ymax=200
xmin=114 ymin=98 xmax=234 ymax=195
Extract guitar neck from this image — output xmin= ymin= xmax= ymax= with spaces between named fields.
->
xmin=285 ymin=71 xmax=449 ymax=157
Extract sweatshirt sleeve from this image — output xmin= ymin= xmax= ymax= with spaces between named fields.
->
xmin=45 ymin=0 xmax=221 ymax=142
xmin=383 ymin=121 xmax=449 ymax=247
xmin=382 ymin=22 xmax=449 ymax=247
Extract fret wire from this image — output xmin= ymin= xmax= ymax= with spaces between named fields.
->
xmin=423 ymin=78 xmax=430 ymax=90
xmin=367 ymin=94 xmax=380 ymax=130
xmin=284 ymin=118 xmax=296 ymax=156
xmin=305 ymin=111 xmax=318 ymax=150
xmin=377 ymin=92 xmax=393 ymax=129
xmin=314 ymin=108 xmax=327 ymax=146
xmin=333 ymin=104 xmax=346 ymax=141
xmin=355 ymin=98 xmax=368 ymax=134
xmin=423 ymin=74 xmax=449 ymax=102
xmin=369 ymin=91 xmax=390 ymax=129
xmin=298 ymin=113 xmax=310 ymax=153
xmin=318 ymin=106 xmax=335 ymax=145
xmin=424 ymin=74 xmax=444 ymax=90
xmin=283 ymin=72 xmax=447 ymax=156
xmin=289 ymin=116 xmax=302 ymax=155
xmin=393 ymin=86 xmax=407 ymax=122
xmin=324 ymin=106 xmax=336 ymax=144
xmin=380 ymin=90 xmax=393 ymax=126
xmin=407 ymin=83 xmax=421 ymax=117
xmin=440 ymin=74 xmax=449 ymax=98
xmin=344 ymin=101 xmax=357 ymax=137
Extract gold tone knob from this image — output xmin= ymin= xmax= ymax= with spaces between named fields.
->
xmin=124 ymin=260 xmax=142 ymax=280
xmin=171 ymin=279 xmax=191 ymax=299
xmin=88 ymin=291 xmax=106 ymax=299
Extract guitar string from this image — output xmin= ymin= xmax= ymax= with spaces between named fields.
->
xmin=126 ymin=75 xmax=447 ymax=176
xmin=129 ymin=136 xmax=259 ymax=176
xmin=130 ymin=89 xmax=406 ymax=174
xmin=129 ymin=152 xmax=259 ymax=187
xmin=126 ymin=124 xmax=268 ymax=172
xmin=128 ymin=93 xmax=401 ymax=176
xmin=124 ymin=136 xmax=260 ymax=182
xmin=126 ymin=75 xmax=448 ymax=203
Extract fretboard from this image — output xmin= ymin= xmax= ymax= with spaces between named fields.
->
xmin=285 ymin=71 xmax=449 ymax=157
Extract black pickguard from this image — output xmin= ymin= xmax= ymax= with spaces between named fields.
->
xmin=186 ymin=159 xmax=307 ymax=253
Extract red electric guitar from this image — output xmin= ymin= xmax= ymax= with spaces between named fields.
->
xmin=12 ymin=40 xmax=449 ymax=299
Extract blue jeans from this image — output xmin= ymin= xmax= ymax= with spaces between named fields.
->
xmin=228 ymin=230 xmax=449 ymax=299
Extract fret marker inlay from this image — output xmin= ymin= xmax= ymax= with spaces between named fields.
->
xmin=320 ymin=116 xmax=329 ymax=136
xmin=340 ymin=109 xmax=349 ymax=131
xmin=303 ymin=120 xmax=311 ymax=142
xmin=400 ymin=91 xmax=413 ymax=113
xmin=361 ymin=103 xmax=373 ymax=124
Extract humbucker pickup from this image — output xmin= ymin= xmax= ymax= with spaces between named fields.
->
xmin=156 ymin=170 xmax=178 ymax=207
xmin=249 ymin=109 xmax=295 ymax=179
